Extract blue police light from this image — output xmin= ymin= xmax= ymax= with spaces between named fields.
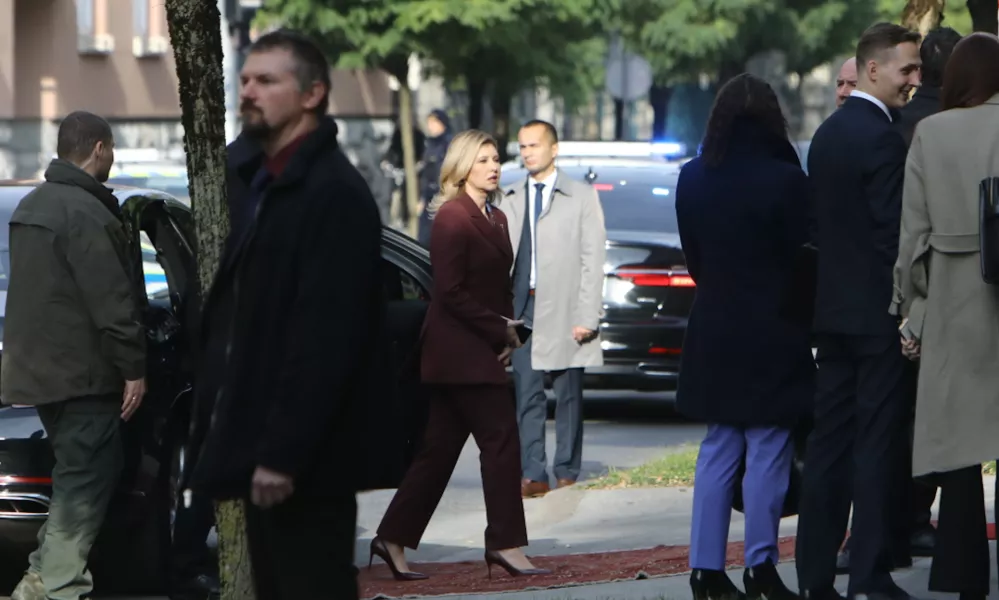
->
xmin=650 ymin=141 xmax=686 ymax=157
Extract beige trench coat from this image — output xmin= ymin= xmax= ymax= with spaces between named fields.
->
xmin=499 ymin=170 xmax=607 ymax=371
xmin=891 ymin=93 xmax=999 ymax=477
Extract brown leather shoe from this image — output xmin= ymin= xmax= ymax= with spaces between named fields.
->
xmin=521 ymin=479 xmax=550 ymax=498
xmin=556 ymin=478 xmax=576 ymax=489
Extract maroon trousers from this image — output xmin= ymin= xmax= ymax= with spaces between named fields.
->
xmin=377 ymin=384 xmax=528 ymax=551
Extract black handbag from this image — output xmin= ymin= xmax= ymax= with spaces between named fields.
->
xmin=731 ymin=415 xmax=812 ymax=518
xmin=980 ymin=177 xmax=999 ymax=284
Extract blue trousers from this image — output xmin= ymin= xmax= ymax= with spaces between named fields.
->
xmin=690 ymin=423 xmax=793 ymax=570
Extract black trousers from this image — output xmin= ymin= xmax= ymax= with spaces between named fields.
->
xmin=928 ymin=465 xmax=995 ymax=594
xmin=245 ymin=492 xmax=358 ymax=600
xmin=796 ymin=334 xmax=909 ymax=595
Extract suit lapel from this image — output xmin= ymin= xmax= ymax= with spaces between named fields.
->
xmin=457 ymin=194 xmax=512 ymax=260
xmin=503 ymin=185 xmax=525 ymax=258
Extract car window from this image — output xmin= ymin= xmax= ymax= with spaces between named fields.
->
xmin=382 ymin=258 xmax=427 ymax=302
xmin=503 ymin=166 xmax=680 ymax=234
xmin=0 ymin=199 xmax=14 ymax=292
xmin=139 ymin=231 xmax=169 ymax=300
xmin=110 ymin=175 xmax=190 ymax=204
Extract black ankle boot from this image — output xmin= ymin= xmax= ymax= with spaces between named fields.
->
xmin=691 ymin=568 xmax=747 ymax=600
xmin=744 ymin=560 xmax=798 ymax=600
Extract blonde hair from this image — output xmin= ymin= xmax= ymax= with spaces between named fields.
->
xmin=427 ymin=129 xmax=503 ymax=218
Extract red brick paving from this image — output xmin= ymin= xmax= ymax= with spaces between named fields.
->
xmin=360 ymin=537 xmax=796 ymax=599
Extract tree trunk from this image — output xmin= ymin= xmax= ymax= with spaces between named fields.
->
xmin=901 ymin=0 xmax=945 ymax=34
xmin=613 ymin=99 xmax=625 ymax=140
xmin=649 ymin=85 xmax=673 ymax=140
xmin=467 ymin=77 xmax=486 ymax=129
xmin=398 ymin=83 xmax=420 ymax=237
xmin=164 ymin=2 xmax=255 ymax=600
xmin=491 ymin=90 xmax=513 ymax=163
xmin=967 ymin=0 xmax=999 ymax=33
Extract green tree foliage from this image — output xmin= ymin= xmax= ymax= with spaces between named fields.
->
xmin=620 ymin=0 xmax=881 ymax=84
xmin=258 ymin=0 xmax=611 ymax=160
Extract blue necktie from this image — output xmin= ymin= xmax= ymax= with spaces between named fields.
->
xmin=533 ymin=183 xmax=544 ymax=226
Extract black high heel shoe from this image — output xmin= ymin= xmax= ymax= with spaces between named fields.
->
xmin=744 ymin=560 xmax=798 ymax=600
xmin=369 ymin=537 xmax=429 ymax=581
xmin=691 ymin=568 xmax=747 ymax=600
xmin=483 ymin=550 xmax=552 ymax=579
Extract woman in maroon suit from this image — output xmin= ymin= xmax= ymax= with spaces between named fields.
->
xmin=370 ymin=130 xmax=550 ymax=580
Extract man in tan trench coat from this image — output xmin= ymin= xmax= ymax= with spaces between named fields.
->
xmin=502 ymin=120 xmax=607 ymax=498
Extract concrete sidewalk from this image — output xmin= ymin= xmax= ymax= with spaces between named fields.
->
xmin=358 ymin=477 xmax=996 ymax=599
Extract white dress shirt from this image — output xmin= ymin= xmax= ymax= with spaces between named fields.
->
xmin=849 ymin=89 xmax=892 ymax=121
xmin=527 ymin=170 xmax=557 ymax=289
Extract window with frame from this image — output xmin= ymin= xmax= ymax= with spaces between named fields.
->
xmin=77 ymin=0 xmax=114 ymax=55
xmin=132 ymin=0 xmax=169 ymax=57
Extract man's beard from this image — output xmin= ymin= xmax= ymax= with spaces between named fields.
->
xmin=241 ymin=110 xmax=272 ymax=139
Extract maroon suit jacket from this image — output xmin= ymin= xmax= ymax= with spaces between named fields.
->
xmin=421 ymin=193 xmax=515 ymax=385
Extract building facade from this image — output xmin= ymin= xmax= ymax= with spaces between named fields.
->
xmin=0 ymin=0 xmax=395 ymax=179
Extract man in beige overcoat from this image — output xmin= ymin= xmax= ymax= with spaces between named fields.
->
xmin=502 ymin=119 xmax=606 ymax=498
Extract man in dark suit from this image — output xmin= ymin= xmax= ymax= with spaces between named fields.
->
xmin=834 ymin=26 xmax=963 ymax=577
xmin=795 ymin=22 xmax=923 ymax=600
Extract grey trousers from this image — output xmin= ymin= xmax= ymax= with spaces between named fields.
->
xmin=512 ymin=295 xmax=584 ymax=483
xmin=28 ymin=395 xmax=122 ymax=600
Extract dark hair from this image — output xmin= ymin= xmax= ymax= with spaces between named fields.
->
xmin=941 ymin=33 xmax=999 ymax=110
xmin=699 ymin=74 xmax=788 ymax=167
xmin=249 ymin=29 xmax=332 ymax=116
xmin=919 ymin=27 xmax=962 ymax=88
xmin=856 ymin=22 xmax=922 ymax=68
xmin=521 ymin=119 xmax=558 ymax=144
xmin=56 ymin=111 xmax=113 ymax=163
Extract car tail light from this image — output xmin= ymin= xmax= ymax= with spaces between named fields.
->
xmin=0 ymin=476 xmax=52 ymax=485
xmin=612 ymin=267 xmax=695 ymax=287
xmin=649 ymin=346 xmax=681 ymax=355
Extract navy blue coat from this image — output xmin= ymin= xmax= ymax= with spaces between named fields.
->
xmin=674 ymin=119 xmax=815 ymax=428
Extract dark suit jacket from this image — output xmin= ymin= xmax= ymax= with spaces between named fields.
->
xmin=675 ymin=119 xmax=815 ymax=427
xmin=897 ymin=86 xmax=941 ymax=148
xmin=808 ymin=95 xmax=908 ymax=337
xmin=421 ymin=193 xmax=515 ymax=385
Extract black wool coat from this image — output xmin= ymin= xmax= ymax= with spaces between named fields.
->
xmin=674 ymin=119 xmax=815 ymax=428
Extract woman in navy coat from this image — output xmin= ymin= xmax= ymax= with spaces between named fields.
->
xmin=675 ymin=73 xmax=815 ymax=600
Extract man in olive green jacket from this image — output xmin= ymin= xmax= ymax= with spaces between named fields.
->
xmin=4 ymin=111 xmax=147 ymax=600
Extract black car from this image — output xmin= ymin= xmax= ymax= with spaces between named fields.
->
xmin=500 ymin=159 xmax=694 ymax=393
xmin=0 ymin=181 xmax=432 ymax=594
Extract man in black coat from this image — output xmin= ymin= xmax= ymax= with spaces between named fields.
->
xmin=833 ymin=26 xmax=963 ymax=577
xmin=795 ymin=22 xmax=923 ymax=600
xmin=893 ymin=22 xmax=962 ymax=557
xmin=183 ymin=29 xmax=384 ymax=599
xmin=897 ymin=27 xmax=962 ymax=146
